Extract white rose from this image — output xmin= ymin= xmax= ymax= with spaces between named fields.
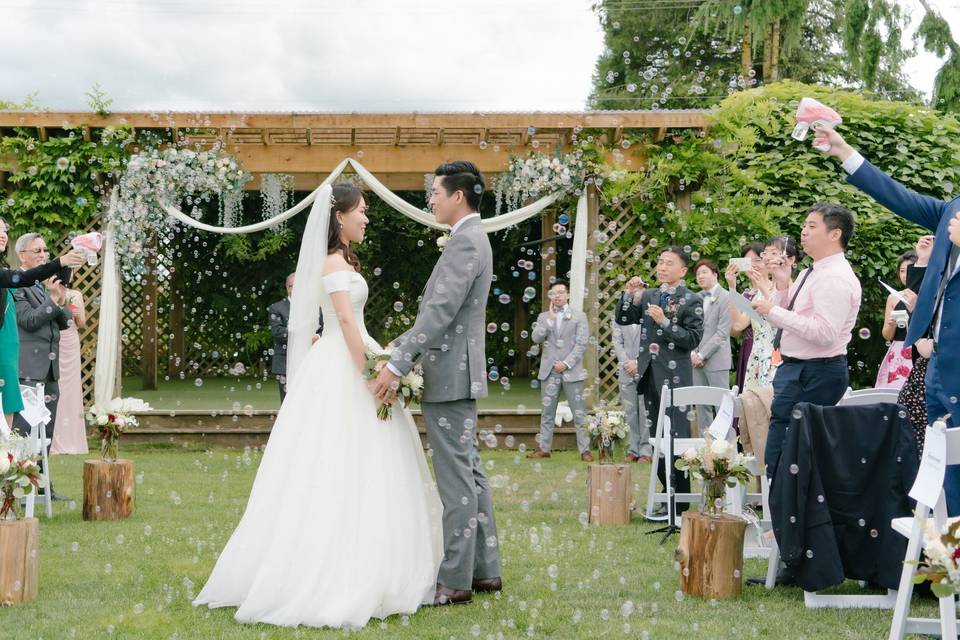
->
xmin=97 ymin=414 xmax=109 ymax=426
xmin=681 ymin=448 xmax=699 ymax=462
xmin=710 ymin=439 xmax=734 ymax=460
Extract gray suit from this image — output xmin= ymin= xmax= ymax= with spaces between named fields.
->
xmin=692 ymin=286 xmax=732 ymax=427
xmin=391 ymin=215 xmax=500 ymax=590
xmin=13 ymin=283 xmax=71 ymax=442
xmin=267 ymin=298 xmax=323 ymax=402
xmin=611 ymin=318 xmax=651 ymax=457
xmin=532 ymin=307 xmax=590 ymax=453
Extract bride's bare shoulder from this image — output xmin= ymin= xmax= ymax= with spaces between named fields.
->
xmin=322 ymin=253 xmax=351 ymax=277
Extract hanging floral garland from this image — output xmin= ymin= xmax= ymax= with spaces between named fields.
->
xmin=494 ymin=149 xmax=587 ymax=215
xmin=113 ymin=148 xmax=249 ymax=278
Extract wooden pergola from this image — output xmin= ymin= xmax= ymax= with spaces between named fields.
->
xmin=0 ymin=110 xmax=709 ymax=434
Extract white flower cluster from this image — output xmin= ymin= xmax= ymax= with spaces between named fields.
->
xmin=87 ymin=397 xmax=152 ymax=431
xmin=676 ymin=435 xmax=755 ymax=483
xmin=115 ymin=148 xmax=250 ymax=278
xmin=586 ymin=406 xmax=629 ymax=449
xmin=922 ymin=517 xmax=960 ymax=592
xmin=494 ymin=151 xmax=586 ymax=215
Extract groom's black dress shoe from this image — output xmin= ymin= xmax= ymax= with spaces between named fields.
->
xmin=747 ymin=567 xmax=797 ymax=587
xmin=472 ymin=577 xmax=502 ymax=593
xmin=432 ymin=584 xmax=472 ymax=606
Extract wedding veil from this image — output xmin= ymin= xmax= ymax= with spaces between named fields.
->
xmin=286 ymin=183 xmax=332 ymax=386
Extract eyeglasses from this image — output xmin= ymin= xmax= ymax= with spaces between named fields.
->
xmin=20 ymin=248 xmax=48 ymax=255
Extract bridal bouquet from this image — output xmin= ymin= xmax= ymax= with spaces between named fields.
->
xmin=912 ymin=517 xmax=960 ymax=597
xmin=586 ymin=402 xmax=629 ymax=463
xmin=675 ymin=436 xmax=754 ymax=516
xmin=0 ymin=433 xmax=45 ymax=520
xmin=87 ymin=397 xmax=152 ymax=462
xmin=363 ymin=350 xmax=424 ymax=421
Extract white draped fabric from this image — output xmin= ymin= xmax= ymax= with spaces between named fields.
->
xmin=96 ymin=160 xmax=590 ymax=400
xmin=93 ymin=189 xmax=122 ymax=407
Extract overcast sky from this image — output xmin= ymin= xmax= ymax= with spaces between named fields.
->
xmin=1 ymin=0 xmax=957 ymax=112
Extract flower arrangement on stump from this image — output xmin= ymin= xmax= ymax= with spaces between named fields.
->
xmin=87 ymin=398 xmax=152 ymax=462
xmin=675 ymin=436 xmax=754 ymax=517
xmin=586 ymin=402 xmax=628 ymax=463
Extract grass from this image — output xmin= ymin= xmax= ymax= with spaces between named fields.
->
xmin=5 ymin=444 xmax=935 ymax=639
xmin=121 ymin=376 xmax=542 ymax=412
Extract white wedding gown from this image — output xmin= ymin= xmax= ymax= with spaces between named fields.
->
xmin=194 ymin=270 xmax=443 ymax=628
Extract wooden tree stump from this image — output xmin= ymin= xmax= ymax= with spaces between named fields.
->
xmin=0 ymin=517 xmax=39 ymax=605
xmin=587 ymin=464 xmax=632 ymax=525
xmin=83 ymin=460 xmax=134 ymax=521
xmin=676 ymin=511 xmax=748 ymax=599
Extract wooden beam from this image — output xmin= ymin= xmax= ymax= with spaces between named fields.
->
xmin=0 ymin=110 xmax=710 ymax=131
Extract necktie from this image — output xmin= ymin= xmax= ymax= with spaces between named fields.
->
xmin=772 ymin=265 xmax=814 ymax=351
xmin=659 ymin=290 xmax=670 ymax=307
xmin=933 ymin=245 xmax=960 ymax=337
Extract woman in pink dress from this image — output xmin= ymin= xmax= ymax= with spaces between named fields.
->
xmin=50 ymin=269 xmax=89 ymax=454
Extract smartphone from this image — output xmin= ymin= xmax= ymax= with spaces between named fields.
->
xmin=730 ymin=257 xmax=753 ymax=271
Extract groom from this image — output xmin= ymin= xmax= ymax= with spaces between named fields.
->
xmin=374 ymin=160 xmax=502 ymax=606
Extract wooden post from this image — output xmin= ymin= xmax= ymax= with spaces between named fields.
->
xmin=676 ymin=512 xmax=748 ymax=599
xmin=167 ymin=266 xmax=184 ymax=377
xmin=587 ymin=464 xmax=632 ymax=525
xmin=142 ymin=239 xmax=158 ymax=390
xmin=0 ymin=518 xmax=39 ymax=605
xmin=83 ymin=460 xmax=135 ymax=520
xmin=741 ymin=26 xmax=752 ymax=80
xmin=584 ymin=183 xmax=601 ymax=404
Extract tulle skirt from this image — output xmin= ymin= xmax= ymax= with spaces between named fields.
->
xmin=193 ymin=332 xmax=443 ymax=628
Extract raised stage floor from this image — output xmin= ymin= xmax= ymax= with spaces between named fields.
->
xmin=121 ymin=376 xmax=583 ymax=449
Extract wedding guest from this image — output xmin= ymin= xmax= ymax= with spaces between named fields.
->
xmin=898 ymin=236 xmax=933 ymax=455
xmin=50 ymin=266 xmax=89 ymax=454
xmin=691 ymin=259 xmax=732 ymax=427
xmin=875 ymin=250 xmax=918 ymax=390
xmin=528 ymin=281 xmax=592 ymax=461
xmin=268 ymin=273 xmax=323 ymax=403
xmin=0 ymin=223 xmax=84 ymax=431
xmin=612 ymin=293 xmax=651 ymax=463
xmin=817 ymin=126 xmax=960 ymax=514
xmin=616 ymin=246 xmax=703 ymax=517
xmin=753 ymin=204 xmax=861 ymax=481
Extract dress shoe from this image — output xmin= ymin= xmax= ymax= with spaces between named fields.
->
xmin=637 ymin=455 xmax=653 ymax=463
xmin=747 ymin=567 xmax=797 ymax=587
xmin=624 ymin=453 xmax=640 ymax=463
xmin=581 ymin=452 xmax=594 ymax=462
xmin=526 ymin=449 xmax=550 ymax=459
xmin=472 ymin=577 xmax=502 ymax=593
xmin=433 ymin=583 xmax=472 ymax=606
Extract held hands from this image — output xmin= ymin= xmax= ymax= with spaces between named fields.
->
xmin=691 ymin=352 xmax=705 ymax=368
xmin=813 ymin=125 xmax=854 ymax=161
xmin=624 ymin=359 xmax=638 ymax=376
xmin=372 ymin=366 xmax=399 ymax=405
xmin=553 ymin=361 xmax=568 ymax=373
xmin=58 ymin=249 xmax=86 ymax=268
xmin=950 ymin=213 xmax=960 ymax=248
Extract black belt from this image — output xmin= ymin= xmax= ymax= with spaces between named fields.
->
xmin=780 ymin=355 xmax=847 ymax=365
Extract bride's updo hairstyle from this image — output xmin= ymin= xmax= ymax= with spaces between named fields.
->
xmin=327 ymin=182 xmax=365 ymax=271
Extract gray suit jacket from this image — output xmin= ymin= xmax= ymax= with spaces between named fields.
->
xmin=611 ymin=318 xmax=642 ymax=384
xmin=391 ymin=216 xmax=493 ymax=403
xmin=14 ymin=284 xmax=71 ymax=382
xmin=267 ymin=298 xmax=323 ymax=376
xmin=531 ymin=308 xmax=589 ymax=382
xmin=696 ymin=286 xmax=733 ymax=372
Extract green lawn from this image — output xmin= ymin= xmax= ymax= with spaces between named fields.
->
xmin=7 ymin=445 xmax=933 ymax=639
xmin=121 ymin=376 xmax=542 ymax=412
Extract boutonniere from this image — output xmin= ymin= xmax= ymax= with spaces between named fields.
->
xmin=563 ymin=311 xmax=573 ymax=321
xmin=437 ymin=233 xmax=450 ymax=251
xmin=666 ymin=299 xmax=679 ymax=315
xmin=709 ymin=294 xmax=719 ymax=304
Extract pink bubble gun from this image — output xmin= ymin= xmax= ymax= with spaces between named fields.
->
xmin=70 ymin=231 xmax=103 ymax=266
xmin=792 ymin=97 xmax=842 ymax=152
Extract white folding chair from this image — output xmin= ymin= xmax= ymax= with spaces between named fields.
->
xmin=18 ymin=383 xmax=53 ymax=519
xmin=644 ymin=383 xmax=737 ymax=521
xmin=888 ymin=426 xmax=960 ymax=639
xmin=763 ymin=392 xmax=903 ymax=602
xmin=847 ymin=387 xmax=901 ymax=399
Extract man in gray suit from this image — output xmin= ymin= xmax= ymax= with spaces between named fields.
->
xmin=267 ymin=272 xmax=323 ymax=403
xmin=374 ymin=161 xmax=501 ymax=607
xmin=527 ymin=280 xmax=592 ymax=461
xmin=12 ymin=233 xmax=73 ymax=500
xmin=612 ymin=310 xmax=652 ymax=463
xmin=691 ymin=259 xmax=732 ymax=427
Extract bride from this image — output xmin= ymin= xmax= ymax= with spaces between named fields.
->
xmin=193 ymin=183 xmax=443 ymax=628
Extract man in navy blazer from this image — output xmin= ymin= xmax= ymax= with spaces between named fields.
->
xmin=816 ymin=125 xmax=960 ymax=513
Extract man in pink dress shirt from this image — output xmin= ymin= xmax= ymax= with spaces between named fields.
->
xmin=752 ymin=203 xmax=863 ymax=480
